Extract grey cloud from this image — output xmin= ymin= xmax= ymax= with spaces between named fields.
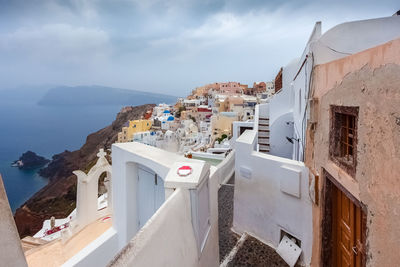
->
xmin=0 ymin=0 xmax=399 ymax=94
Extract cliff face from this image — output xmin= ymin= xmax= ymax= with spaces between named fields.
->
xmin=14 ymin=104 xmax=155 ymax=237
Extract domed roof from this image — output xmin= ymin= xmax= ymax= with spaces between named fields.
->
xmin=167 ymin=116 xmax=175 ymax=121
xmin=163 ymin=110 xmax=171 ymax=113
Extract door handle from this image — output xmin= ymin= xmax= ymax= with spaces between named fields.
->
xmin=352 ymin=246 xmax=358 ymax=255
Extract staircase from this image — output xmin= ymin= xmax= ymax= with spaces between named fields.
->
xmin=258 ymin=117 xmax=270 ymax=153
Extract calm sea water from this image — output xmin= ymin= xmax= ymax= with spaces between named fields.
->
xmin=0 ymin=97 xmax=124 ymax=213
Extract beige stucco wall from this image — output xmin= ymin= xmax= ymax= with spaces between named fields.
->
xmin=307 ymin=39 xmax=400 ymax=266
xmin=211 ymin=114 xmax=237 ymax=137
xmin=0 ymin=175 xmax=28 ymax=266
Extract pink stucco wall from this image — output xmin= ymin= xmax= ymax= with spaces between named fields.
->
xmin=307 ymin=38 xmax=400 ymax=267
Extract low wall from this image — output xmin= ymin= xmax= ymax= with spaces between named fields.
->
xmin=232 ymin=121 xmax=254 ymax=148
xmin=63 ymin=228 xmax=119 ymax=267
xmin=211 ymin=150 xmax=235 ymax=186
xmin=192 ymin=151 xmax=225 ymax=160
xmin=109 ymin=187 xmax=219 ymax=267
xmin=233 ymin=130 xmax=312 ymax=265
xmin=0 ymin=175 xmax=28 ymax=267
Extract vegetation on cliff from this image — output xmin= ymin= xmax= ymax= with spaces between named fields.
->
xmin=14 ymin=104 xmax=155 ymax=237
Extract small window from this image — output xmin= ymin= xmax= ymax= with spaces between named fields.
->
xmin=329 ymin=106 xmax=359 ymax=176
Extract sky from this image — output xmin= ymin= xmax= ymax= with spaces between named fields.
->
xmin=0 ymin=0 xmax=398 ymax=96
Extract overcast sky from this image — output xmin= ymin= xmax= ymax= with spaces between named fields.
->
xmin=0 ymin=0 xmax=398 ymax=95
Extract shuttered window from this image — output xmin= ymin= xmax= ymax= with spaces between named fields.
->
xmin=329 ymin=106 xmax=359 ymax=177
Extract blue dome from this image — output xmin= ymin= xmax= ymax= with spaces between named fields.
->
xmin=163 ymin=110 xmax=171 ymax=113
xmin=167 ymin=116 xmax=175 ymax=121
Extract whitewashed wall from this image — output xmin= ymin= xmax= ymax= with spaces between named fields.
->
xmin=211 ymin=150 xmax=235 ymax=186
xmin=0 ymin=175 xmax=27 ymax=267
xmin=63 ymin=229 xmax=119 ymax=267
xmin=288 ymin=15 xmax=400 ymax=161
xmin=232 ymin=121 xmax=253 ymax=148
xmin=268 ymin=81 xmax=295 ymax=159
xmin=109 ymin=147 xmax=222 ymax=267
xmin=111 ymin=143 xmax=185 ymax=249
xmin=233 ymin=130 xmax=312 ymax=265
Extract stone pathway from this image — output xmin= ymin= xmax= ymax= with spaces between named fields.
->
xmin=218 ymin=179 xmax=239 ymax=261
xmin=226 ymin=235 xmax=289 ymax=267
xmin=218 ymin=174 xmax=289 ymax=267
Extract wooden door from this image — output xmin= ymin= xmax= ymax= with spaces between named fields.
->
xmin=137 ymin=166 xmax=165 ymax=228
xmin=333 ymin=186 xmax=364 ymax=267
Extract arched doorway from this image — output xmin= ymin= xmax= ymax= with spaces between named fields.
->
xmin=137 ymin=164 xmax=165 ymax=228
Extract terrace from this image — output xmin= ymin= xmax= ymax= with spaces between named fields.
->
xmin=20 ymin=120 xmax=312 ymax=266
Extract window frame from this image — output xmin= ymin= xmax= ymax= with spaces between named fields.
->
xmin=329 ymin=105 xmax=359 ymax=177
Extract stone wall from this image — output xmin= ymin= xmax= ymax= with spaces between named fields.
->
xmin=307 ymin=38 xmax=400 ymax=266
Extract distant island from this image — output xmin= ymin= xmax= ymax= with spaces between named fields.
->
xmin=38 ymin=85 xmax=178 ymax=106
xmin=12 ymin=151 xmax=50 ymax=170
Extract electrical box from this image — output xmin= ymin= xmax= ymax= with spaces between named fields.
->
xmin=276 ymin=235 xmax=302 ymax=267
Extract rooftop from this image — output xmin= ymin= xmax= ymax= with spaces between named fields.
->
xmin=25 ymin=216 xmax=112 ymax=267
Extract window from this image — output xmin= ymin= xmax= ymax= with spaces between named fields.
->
xmin=329 ymin=106 xmax=359 ymax=176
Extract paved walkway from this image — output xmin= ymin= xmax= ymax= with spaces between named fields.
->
xmin=218 ymin=175 xmax=289 ymax=267
xmin=218 ymin=178 xmax=239 ymax=261
xmin=25 ymin=216 xmax=112 ymax=267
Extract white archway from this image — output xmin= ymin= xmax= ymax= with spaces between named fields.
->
xmin=72 ymin=149 xmax=112 ymax=232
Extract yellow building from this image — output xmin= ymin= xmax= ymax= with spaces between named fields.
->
xmin=117 ymin=120 xmax=152 ymax=143
xmin=211 ymin=112 xmax=238 ymax=138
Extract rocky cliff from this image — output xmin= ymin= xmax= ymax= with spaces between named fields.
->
xmin=14 ymin=104 xmax=155 ymax=237
xmin=13 ymin=151 xmax=50 ymax=170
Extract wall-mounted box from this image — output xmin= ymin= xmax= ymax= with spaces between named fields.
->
xmin=280 ymin=165 xmax=301 ymax=198
xmin=239 ymin=166 xmax=252 ymax=179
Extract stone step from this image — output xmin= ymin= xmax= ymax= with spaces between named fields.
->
xmin=259 ymin=144 xmax=270 ymax=150
xmin=259 ymin=149 xmax=270 ymax=153
xmin=258 ymin=131 xmax=270 ymax=138
xmin=258 ymin=125 xmax=269 ymax=131
xmin=258 ymin=139 xmax=270 ymax=145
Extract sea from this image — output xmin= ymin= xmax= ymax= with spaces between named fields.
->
xmin=0 ymin=92 xmax=124 ymax=213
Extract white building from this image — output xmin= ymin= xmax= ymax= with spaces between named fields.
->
xmin=262 ymin=15 xmax=400 ymax=161
xmin=152 ymin=104 xmax=171 ymax=118
xmin=4 ymin=14 xmax=400 ymax=267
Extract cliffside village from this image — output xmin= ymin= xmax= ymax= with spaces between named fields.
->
xmin=115 ymin=81 xmax=275 ymax=158
xmin=1 ymin=13 xmax=400 ymax=267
